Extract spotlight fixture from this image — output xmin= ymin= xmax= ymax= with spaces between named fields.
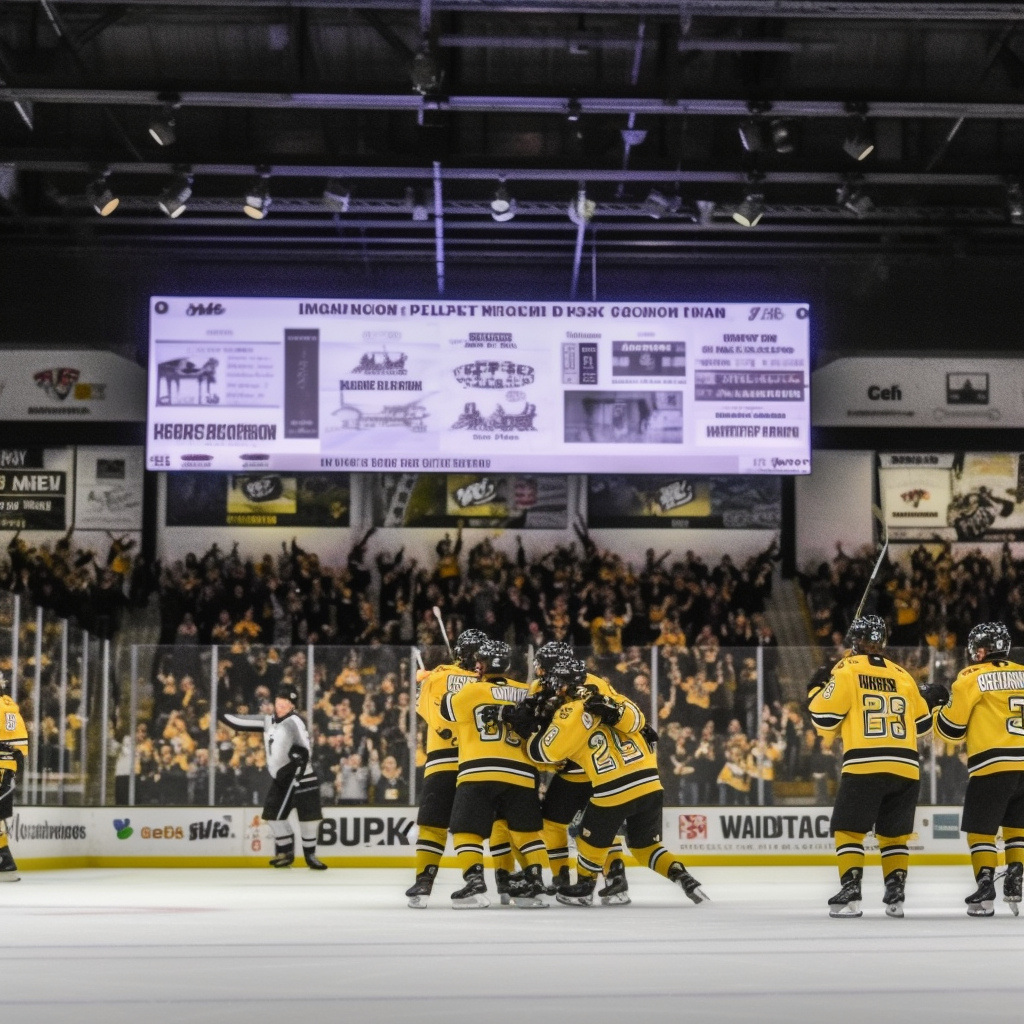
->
xmin=843 ymin=117 xmax=875 ymax=162
xmin=405 ymin=187 xmax=430 ymax=221
xmin=769 ymin=119 xmax=797 ymax=155
xmin=567 ymin=187 xmax=596 ymax=225
xmin=86 ymin=173 xmax=118 ymax=216
xmin=1007 ymin=182 xmax=1024 ymax=225
xmin=640 ymin=189 xmax=681 ymax=219
xmin=696 ymin=200 xmax=716 ymax=227
xmin=732 ymin=192 xmax=765 ymax=228
xmin=738 ymin=118 xmax=765 ymax=153
xmin=490 ymin=182 xmax=516 ymax=223
xmin=411 ymin=38 xmax=444 ymax=96
xmin=836 ymin=180 xmax=873 ymax=218
xmin=158 ymin=173 xmax=193 ymax=219
xmin=148 ymin=106 xmax=177 ymax=147
xmin=323 ymin=180 xmax=351 ymax=213
xmin=243 ymin=173 xmax=272 ymax=220
xmin=566 ymin=98 xmax=582 ymax=123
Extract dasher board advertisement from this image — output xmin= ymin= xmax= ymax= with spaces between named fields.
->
xmin=147 ymin=297 xmax=811 ymax=475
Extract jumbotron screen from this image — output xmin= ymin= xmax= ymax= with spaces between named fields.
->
xmin=146 ymin=297 xmax=811 ymax=475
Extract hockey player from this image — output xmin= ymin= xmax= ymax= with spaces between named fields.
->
xmin=523 ymin=657 xmax=708 ymax=908
xmin=933 ymin=621 xmax=1024 ymax=917
xmin=223 ymin=683 xmax=326 ymax=870
xmin=405 ymin=629 xmax=488 ymax=908
xmin=513 ymin=642 xmax=653 ymax=905
xmin=439 ymin=639 xmax=549 ymax=909
xmin=808 ymin=615 xmax=938 ymax=918
xmin=0 ymin=672 xmax=28 ymax=882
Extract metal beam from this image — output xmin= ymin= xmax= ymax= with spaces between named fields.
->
xmin=4 ymin=1 xmax=1024 ymax=21
xmin=436 ymin=33 xmax=812 ymax=51
xmin=7 ymin=88 xmax=1024 ymax=120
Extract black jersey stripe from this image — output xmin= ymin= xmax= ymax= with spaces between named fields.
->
xmin=425 ymin=749 xmax=458 ymax=764
xmin=593 ymin=768 xmax=661 ymax=799
xmin=842 ymin=746 xmax=920 ymax=766
xmin=811 ymin=712 xmax=844 ymax=728
xmin=915 ymin=714 xmax=933 ymax=735
xmin=935 ymin=711 xmax=968 ymax=740
xmin=966 ymin=748 xmax=1024 ymax=772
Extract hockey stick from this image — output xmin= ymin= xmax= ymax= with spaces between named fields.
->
xmin=432 ymin=605 xmax=454 ymax=660
xmin=852 ymin=504 xmax=889 ymax=621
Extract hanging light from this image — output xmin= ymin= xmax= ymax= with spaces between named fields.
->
xmin=404 ymin=186 xmax=430 ymax=221
xmin=1007 ymin=182 xmax=1024 ymax=225
xmin=566 ymin=98 xmax=582 ymax=123
xmin=243 ymin=174 xmax=272 ymax=219
xmin=738 ymin=118 xmax=765 ymax=153
xmin=490 ymin=182 xmax=516 ymax=222
xmin=86 ymin=173 xmax=118 ymax=216
xmin=640 ymin=189 xmax=681 ymax=219
xmin=843 ymin=117 xmax=875 ymax=161
xmin=148 ymin=105 xmax=177 ymax=146
xmin=158 ymin=173 xmax=193 ymax=218
xmin=836 ymin=180 xmax=873 ymax=218
xmin=769 ymin=119 xmax=797 ymax=155
xmin=411 ymin=38 xmax=444 ymax=96
xmin=732 ymin=192 xmax=765 ymax=228
xmin=323 ymin=180 xmax=351 ymax=212
xmin=568 ymin=186 xmax=596 ymax=225
xmin=696 ymin=200 xmax=716 ymax=226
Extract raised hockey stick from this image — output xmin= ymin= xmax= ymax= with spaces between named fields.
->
xmin=432 ymin=605 xmax=454 ymax=660
xmin=853 ymin=504 xmax=889 ymax=621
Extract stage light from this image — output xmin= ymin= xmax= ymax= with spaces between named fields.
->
xmin=769 ymin=119 xmax=797 ymax=155
xmin=411 ymin=39 xmax=444 ymax=96
xmin=148 ymin=105 xmax=177 ymax=146
xmin=696 ymin=200 xmax=716 ymax=226
xmin=732 ymin=192 xmax=765 ymax=227
xmin=158 ymin=173 xmax=193 ymax=218
xmin=568 ymin=187 xmax=596 ymax=225
xmin=490 ymin=183 xmax=516 ymax=222
xmin=640 ymin=189 xmax=680 ymax=219
xmin=243 ymin=175 xmax=272 ymax=219
xmin=843 ymin=118 xmax=875 ymax=161
xmin=405 ymin=187 xmax=430 ymax=221
xmin=738 ymin=118 xmax=765 ymax=153
xmin=86 ymin=173 xmax=118 ymax=216
xmin=323 ymin=180 xmax=351 ymax=212
xmin=836 ymin=181 xmax=873 ymax=218
xmin=1007 ymin=182 xmax=1024 ymax=225
xmin=566 ymin=98 xmax=582 ymax=123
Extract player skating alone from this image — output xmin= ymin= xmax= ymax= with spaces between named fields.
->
xmin=934 ymin=622 xmax=1024 ymax=916
xmin=223 ymin=683 xmax=327 ymax=870
xmin=808 ymin=616 xmax=940 ymax=918
xmin=513 ymin=642 xmax=654 ymax=905
xmin=517 ymin=657 xmax=707 ymax=907
xmin=439 ymin=639 xmax=550 ymax=909
xmin=405 ymin=629 xmax=488 ymax=908
xmin=0 ymin=672 xmax=28 ymax=882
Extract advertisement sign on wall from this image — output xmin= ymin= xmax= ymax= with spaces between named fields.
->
xmin=73 ymin=446 xmax=145 ymax=532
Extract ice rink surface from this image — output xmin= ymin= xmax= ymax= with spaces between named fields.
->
xmin=4 ymin=865 xmax=1024 ymax=1024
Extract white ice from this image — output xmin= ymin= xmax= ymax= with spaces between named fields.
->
xmin=3 ymin=866 xmax=1024 ymax=1024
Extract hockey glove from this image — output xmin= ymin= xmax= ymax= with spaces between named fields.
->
xmin=920 ymin=683 xmax=950 ymax=712
xmin=807 ymin=665 xmax=832 ymax=702
xmin=584 ymin=694 xmax=624 ymax=727
xmin=501 ymin=701 xmax=540 ymax=740
xmin=640 ymin=724 xmax=659 ymax=748
xmin=0 ymin=742 xmax=22 ymax=773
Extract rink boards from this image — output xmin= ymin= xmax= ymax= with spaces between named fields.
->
xmin=10 ymin=804 xmax=979 ymax=869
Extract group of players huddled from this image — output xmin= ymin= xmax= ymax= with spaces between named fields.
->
xmin=407 ymin=631 xmax=708 ymax=908
xmin=809 ymin=616 xmax=1024 ymax=918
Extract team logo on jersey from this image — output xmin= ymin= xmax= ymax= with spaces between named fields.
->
xmin=822 ymin=679 xmax=836 ymax=700
xmin=678 ymin=814 xmax=708 ymax=840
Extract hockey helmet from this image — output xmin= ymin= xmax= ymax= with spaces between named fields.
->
xmin=535 ymin=641 xmax=574 ymax=674
xmin=453 ymin=629 xmax=489 ymax=670
xmin=548 ymin=657 xmax=588 ymax=697
xmin=475 ymin=639 xmax=512 ymax=677
xmin=845 ymin=615 xmax=887 ymax=655
xmin=276 ymin=682 xmax=300 ymax=706
xmin=967 ymin=622 xmax=1012 ymax=663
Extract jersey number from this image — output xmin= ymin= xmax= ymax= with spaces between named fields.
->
xmin=588 ymin=730 xmax=645 ymax=775
xmin=4 ymin=713 xmax=15 ymax=732
xmin=861 ymin=694 xmax=907 ymax=739
xmin=1007 ymin=697 xmax=1024 ymax=737
xmin=472 ymin=706 xmax=520 ymax=747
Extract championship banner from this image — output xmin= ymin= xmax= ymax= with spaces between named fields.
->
xmin=373 ymin=472 xmax=568 ymax=528
xmin=587 ymin=474 xmax=781 ymax=529
xmin=147 ymin=297 xmax=811 ymax=475
xmin=165 ymin=472 xmax=350 ymax=527
xmin=879 ymin=452 xmax=1024 ymax=541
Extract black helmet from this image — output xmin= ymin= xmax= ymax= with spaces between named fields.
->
xmin=475 ymin=639 xmax=512 ymax=676
xmin=535 ymin=641 xmax=574 ymax=674
xmin=548 ymin=656 xmax=588 ymax=696
xmin=454 ymin=629 xmax=489 ymax=670
xmin=967 ymin=622 xmax=1012 ymax=663
xmin=275 ymin=682 xmax=300 ymax=705
xmin=845 ymin=615 xmax=887 ymax=655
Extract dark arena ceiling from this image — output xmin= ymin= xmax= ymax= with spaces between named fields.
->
xmin=6 ymin=0 xmax=1024 ymax=266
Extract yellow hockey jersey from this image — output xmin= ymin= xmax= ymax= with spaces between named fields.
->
xmin=439 ymin=675 xmax=538 ymax=789
xmin=935 ymin=658 xmax=1024 ymax=777
xmin=415 ymin=662 xmax=479 ymax=777
xmin=527 ymin=671 xmax=649 ymax=785
xmin=808 ymin=652 xmax=932 ymax=780
xmin=0 ymin=694 xmax=28 ymax=772
xmin=527 ymin=699 xmax=662 ymax=807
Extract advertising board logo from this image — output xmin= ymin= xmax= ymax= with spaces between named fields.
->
xmin=678 ymin=814 xmax=708 ymax=840
xmin=932 ymin=813 xmax=960 ymax=839
xmin=241 ymin=475 xmax=283 ymax=503
xmin=140 ymin=825 xmax=185 ymax=840
xmin=240 ymin=453 xmax=271 ymax=468
xmin=454 ymin=477 xmax=498 ymax=508
xmin=189 ymin=816 xmax=234 ymax=841
xmin=186 ymin=302 xmax=225 ymax=316
xmin=657 ymin=479 xmax=695 ymax=512
xmin=317 ymin=815 xmax=415 ymax=847
xmin=946 ymin=372 xmax=989 ymax=405
xmin=33 ymin=367 xmax=80 ymax=401
xmin=10 ymin=815 xmax=88 ymax=841
xmin=900 ymin=488 xmax=930 ymax=508
xmin=453 ymin=360 xmax=535 ymax=389
xmin=352 ymin=350 xmax=408 ymax=375
xmin=113 ymin=818 xmax=133 ymax=840
xmin=868 ymin=384 xmax=902 ymax=401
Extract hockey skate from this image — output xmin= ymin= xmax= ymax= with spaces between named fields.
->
xmin=966 ymin=867 xmax=996 ymax=917
xmin=883 ymin=869 xmax=906 ymax=918
xmin=304 ymin=852 xmax=328 ymax=871
xmin=1003 ymin=862 xmax=1022 ymax=916
xmin=0 ymin=845 xmax=20 ymax=883
xmin=828 ymin=867 xmax=863 ymax=918
xmin=269 ymin=852 xmax=295 ymax=868
xmin=451 ymin=865 xmax=490 ymax=909
xmin=405 ymin=866 xmax=437 ymax=908
xmin=669 ymin=863 xmax=709 ymax=905
xmin=544 ymin=865 xmax=571 ymax=897
xmin=506 ymin=865 xmax=549 ymax=908
xmin=495 ymin=868 xmax=513 ymax=906
xmin=556 ymin=874 xmax=597 ymax=907
xmin=598 ymin=859 xmax=632 ymax=906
